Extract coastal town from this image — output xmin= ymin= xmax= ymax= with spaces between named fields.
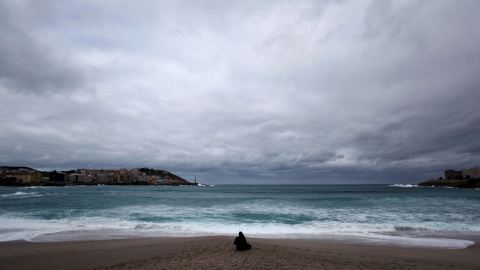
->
xmin=0 ymin=166 xmax=196 ymax=186
xmin=2 ymin=165 xmax=480 ymax=188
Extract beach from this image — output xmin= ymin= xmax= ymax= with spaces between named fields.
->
xmin=1 ymin=236 xmax=479 ymax=270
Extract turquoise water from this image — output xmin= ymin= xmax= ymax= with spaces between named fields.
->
xmin=1 ymin=184 xmax=479 ymax=248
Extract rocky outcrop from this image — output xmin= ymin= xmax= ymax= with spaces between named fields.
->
xmin=418 ymin=179 xmax=480 ymax=188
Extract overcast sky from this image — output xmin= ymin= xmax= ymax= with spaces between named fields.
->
xmin=1 ymin=0 xmax=479 ymax=184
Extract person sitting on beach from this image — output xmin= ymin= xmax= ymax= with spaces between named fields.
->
xmin=234 ymin=231 xmax=252 ymax=251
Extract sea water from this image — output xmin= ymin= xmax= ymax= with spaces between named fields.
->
xmin=1 ymin=184 xmax=479 ymax=248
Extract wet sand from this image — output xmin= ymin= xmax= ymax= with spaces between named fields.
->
xmin=0 ymin=236 xmax=479 ymax=270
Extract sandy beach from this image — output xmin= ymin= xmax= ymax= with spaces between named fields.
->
xmin=0 ymin=236 xmax=479 ymax=270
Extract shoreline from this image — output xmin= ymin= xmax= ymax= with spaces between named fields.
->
xmin=1 ymin=236 xmax=479 ymax=270
xmin=2 ymin=227 xmax=477 ymax=249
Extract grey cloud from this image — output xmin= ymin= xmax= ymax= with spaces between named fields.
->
xmin=1 ymin=0 xmax=479 ymax=184
xmin=0 ymin=2 xmax=86 ymax=94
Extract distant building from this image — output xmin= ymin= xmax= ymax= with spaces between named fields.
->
xmin=444 ymin=170 xmax=463 ymax=179
xmin=117 ymin=174 xmax=133 ymax=183
xmin=136 ymin=175 xmax=149 ymax=182
xmin=156 ymin=177 xmax=166 ymax=184
xmin=462 ymin=167 xmax=480 ymax=179
xmin=95 ymin=174 xmax=108 ymax=184
xmin=70 ymin=174 xmax=91 ymax=184
xmin=6 ymin=172 xmax=43 ymax=184
xmin=49 ymin=171 xmax=66 ymax=182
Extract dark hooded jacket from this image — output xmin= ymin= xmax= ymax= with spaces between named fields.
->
xmin=234 ymin=232 xmax=251 ymax=251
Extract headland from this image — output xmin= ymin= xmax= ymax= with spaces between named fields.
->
xmin=0 ymin=166 xmax=196 ymax=186
xmin=418 ymin=166 xmax=480 ymax=188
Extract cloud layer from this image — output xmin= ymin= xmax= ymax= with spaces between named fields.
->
xmin=1 ymin=0 xmax=479 ymax=184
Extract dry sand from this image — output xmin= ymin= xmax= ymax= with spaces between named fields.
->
xmin=0 ymin=236 xmax=479 ymax=270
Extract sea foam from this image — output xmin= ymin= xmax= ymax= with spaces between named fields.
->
xmin=0 ymin=191 xmax=42 ymax=198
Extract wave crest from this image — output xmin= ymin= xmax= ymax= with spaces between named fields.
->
xmin=389 ymin=184 xmax=418 ymax=188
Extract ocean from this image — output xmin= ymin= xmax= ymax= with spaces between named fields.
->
xmin=1 ymin=184 xmax=479 ymax=249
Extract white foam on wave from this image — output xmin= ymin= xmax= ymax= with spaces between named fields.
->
xmin=1 ymin=191 xmax=42 ymax=198
xmin=89 ymin=200 xmax=480 ymax=235
xmin=0 ymin=216 xmax=73 ymax=242
xmin=344 ymin=233 xmax=475 ymax=249
xmin=389 ymin=184 xmax=418 ymax=188
xmin=143 ymin=222 xmax=475 ymax=249
xmin=0 ymin=214 xmax=477 ymax=249
xmin=0 ymin=228 xmax=66 ymax=242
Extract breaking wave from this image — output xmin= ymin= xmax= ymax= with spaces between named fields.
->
xmin=389 ymin=184 xmax=418 ymax=188
xmin=1 ymin=192 xmax=42 ymax=198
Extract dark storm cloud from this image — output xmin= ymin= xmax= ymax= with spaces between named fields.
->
xmin=1 ymin=0 xmax=479 ymax=184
